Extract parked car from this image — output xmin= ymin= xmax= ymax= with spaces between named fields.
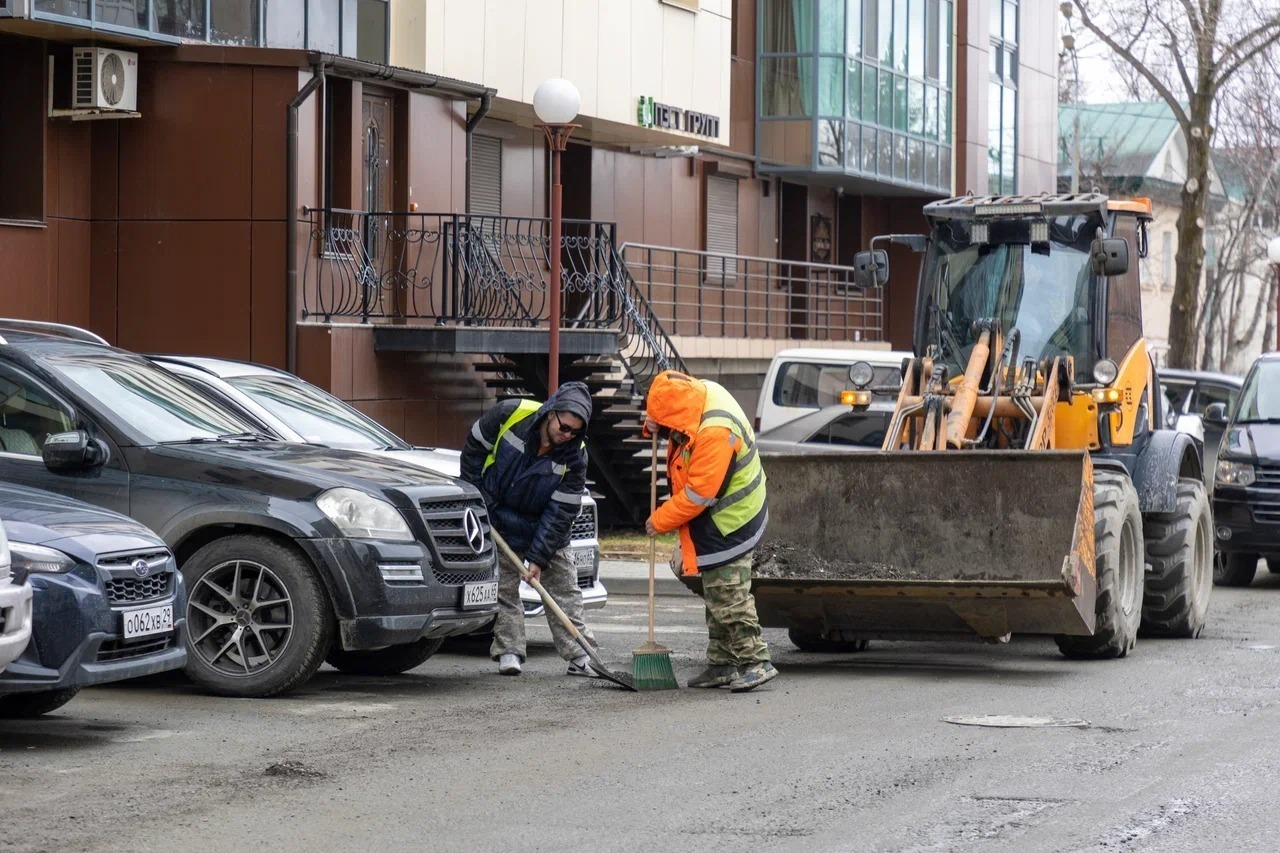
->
xmin=0 ymin=321 xmax=498 ymax=697
xmin=755 ymin=347 xmax=910 ymax=433
xmin=0 ymin=484 xmax=186 ymax=717
xmin=0 ymin=520 xmax=33 ymax=675
xmin=147 ymin=355 xmax=606 ymax=620
xmin=756 ymin=401 xmax=896 ymax=455
xmin=1159 ymin=367 xmax=1244 ymax=484
xmin=1208 ymin=353 xmax=1280 ymax=587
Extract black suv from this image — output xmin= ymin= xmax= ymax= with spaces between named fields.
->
xmin=1210 ymin=352 xmax=1280 ymax=587
xmin=0 ymin=322 xmax=498 ymax=697
xmin=0 ymin=483 xmax=185 ymax=717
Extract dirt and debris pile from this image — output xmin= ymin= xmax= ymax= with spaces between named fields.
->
xmin=263 ymin=761 xmax=327 ymax=780
xmin=752 ymin=540 xmax=922 ymax=581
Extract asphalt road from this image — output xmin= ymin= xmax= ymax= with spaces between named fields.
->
xmin=5 ymin=574 xmax=1280 ymax=853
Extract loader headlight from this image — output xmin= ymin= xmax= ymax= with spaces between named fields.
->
xmin=1216 ymin=460 xmax=1256 ymax=487
xmin=840 ymin=389 xmax=872 ymax=407
xmin=1093 ymin=359 xmax=1119 ymax=386
xmin=848 ymin=361 xmax=875 ymax=389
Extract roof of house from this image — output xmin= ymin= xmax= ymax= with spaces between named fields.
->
xmin=1058 ymin=101 xmax=1180 ymax=178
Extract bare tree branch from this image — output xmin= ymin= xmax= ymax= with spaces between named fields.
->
xmin=1073 ymin=1 xmax=1192 ymax=127
xmin=1219 ymin=21 xmax=1280 ymax=84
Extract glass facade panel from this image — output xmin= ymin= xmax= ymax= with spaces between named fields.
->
xmin=37 ymin=0 xmax=88 ymax=18
xmin=757 ymin=0 xmax=953 ymax=190
xmin=155 ymin=0 xmax=205 ymax=38
xmin=819 ymin=0 xmax=845 ymax=52
xmin=989 ymin=0 xmax=1017 ymax=192
xmin=96 ymin=0 xmax=147 ymax=29
xmin=818 ymin=56 xmax=844 ymax=115
xmin=356 ymin=0 xmax=388 ymax=63
xmin=265 ymin=0 xmax=305 ymax=47
xmin=341 ymin=0 xmax=359 ymax=58
xmin=762 ymin=56 xmax=814 ymax=116
xmin=1003 ymin=0 xmax=1017 ymax=43
xmin=211 ymin=0 xmax=259 ymax=45
xmin=307 ymin=0 xmax=340 ymax=52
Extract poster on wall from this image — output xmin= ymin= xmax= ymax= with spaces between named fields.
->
xmin=810 ymin=214 xmax=833 ymax=264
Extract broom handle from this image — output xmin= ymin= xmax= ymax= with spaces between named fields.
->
xmin=648 ymin=430 xmax=658 ymax=645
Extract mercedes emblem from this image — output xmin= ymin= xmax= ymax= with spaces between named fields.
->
xmin=462 ymin=508 xmax=485 ymax=554
xmin=131 ymin=558 xmax=151 ymax=578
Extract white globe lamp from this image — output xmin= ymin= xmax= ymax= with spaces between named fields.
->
xmin=533 ymin=78 xmax=581 ymax=126
xmin=1268 ymin=235 xmax=1280 ymax=265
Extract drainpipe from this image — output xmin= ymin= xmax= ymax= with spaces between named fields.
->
xmin=464 ymin=92 xmax=493 ymax=213
xmin=286 ymin=62 xmax=327 ymax=375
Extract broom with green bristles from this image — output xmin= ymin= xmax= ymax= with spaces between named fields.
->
xmin=632 ymin=430 xmax=679 ymax=690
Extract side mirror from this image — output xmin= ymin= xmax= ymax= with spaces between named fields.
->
xmin=1090 ymin=237 xmax=1130 ymax=276
xmin=853 ymin=250 xmax=889 ymax=288
xmin=42 ymin=430 xmax=106 ymax=472
xmin=1203 ymin=402 xmax=1229 ymax=425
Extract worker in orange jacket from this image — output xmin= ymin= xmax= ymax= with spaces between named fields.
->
xmin=643 ymin=369 xmax=777 ymax=692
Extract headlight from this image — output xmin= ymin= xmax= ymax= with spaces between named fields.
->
xmin=1216 ymin=460 xmax=1256 ymax=487
xmin=10 ymin=542 xmax=77 ymax=574
xmin=1093 ymin=359 xmax=1119 ymax=386
xmin=848 ymin=361 xmax=875 ymax=389
xmin=316 ymin=488 xmax=414 ymax=541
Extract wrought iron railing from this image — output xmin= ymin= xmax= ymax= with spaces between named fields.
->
xmin=300 ymin=209 xmax=622 ymax=327
xmin=609 ymin=249 xmax=688 ymax=390
xmin=620 ymin=243 xmax=884 ymax=343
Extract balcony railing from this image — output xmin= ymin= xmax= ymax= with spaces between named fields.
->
xmin=620 ymin=243 xmax=884 ymax=343
xmin=300 ymin=209 xmax=622 ymax=327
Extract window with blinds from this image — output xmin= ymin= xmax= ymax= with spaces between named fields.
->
xmin=469 ymin=135 xmax=503 ymax=216
xmin=705 ymin=175 xmax=739 ymax=279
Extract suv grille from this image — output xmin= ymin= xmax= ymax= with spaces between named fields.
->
xmin=98 ymin=550 xmax=175 ymax=605
xmin=570 ymin=503 xmax=596 ymax=541
xmin=1255 ymin=466 xmax=1280 ymax=488
xmin=97 ymin=635 xmax=174 ymax=662
xmin=419 ymin=498 xmax=496 ymax=585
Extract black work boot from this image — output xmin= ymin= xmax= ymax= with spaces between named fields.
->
xmin=729 ymin=661 xmax=778 ymax=693
xmin=688 ymin=665 xmax=739 ymax=688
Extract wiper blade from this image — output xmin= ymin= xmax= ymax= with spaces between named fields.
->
xmin=160 ymin=432 xmax=274 ymax=445
xmin=1235 ymin=418 xmax=1280 ymax=425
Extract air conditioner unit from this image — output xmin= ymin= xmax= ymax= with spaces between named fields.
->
xmin=73 ymin=47 xmax=138 ymax=112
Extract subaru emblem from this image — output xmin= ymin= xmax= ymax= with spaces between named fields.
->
xmin=132 ymin=558 xmax=150 ymax=578
xmin=462 ymin=508 xmax=485 ymax=555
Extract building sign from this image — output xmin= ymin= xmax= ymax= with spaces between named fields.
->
xmin=637 ymin=96 xmax=721 ymax=138
xmin=811 ymin=214 xmax=833 ymax=263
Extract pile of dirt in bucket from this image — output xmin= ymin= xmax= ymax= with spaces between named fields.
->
xmin=752 ymin=540 xmax=922 ymax=581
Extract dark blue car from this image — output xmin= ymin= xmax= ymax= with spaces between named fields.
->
xmin=0 ymin=483 xmax=186 ymax=717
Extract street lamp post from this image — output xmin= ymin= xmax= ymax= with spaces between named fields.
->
xmin=1060 ymin=3 xmax=1082 ymax=194
xmin=533 ymin=78 xmax=582 ymax=395
xmin=1267 ymin=236 xmax=1280 ymax=351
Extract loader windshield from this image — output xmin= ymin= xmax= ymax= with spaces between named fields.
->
xmin=924 ymin=214 xmax=1102 ymax=377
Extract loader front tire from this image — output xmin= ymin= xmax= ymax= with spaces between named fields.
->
xmin=1140 ymin=478 xmax=1213 ymax=638
xmin=1056 ymin=470 xmax=1144 ymax=660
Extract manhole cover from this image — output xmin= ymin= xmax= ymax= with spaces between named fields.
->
xmin=944 ymin=715 xmax=1090 ymax=728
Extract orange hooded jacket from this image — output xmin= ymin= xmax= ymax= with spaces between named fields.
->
xmin=645 ymin=370 xmax=757 ymax=575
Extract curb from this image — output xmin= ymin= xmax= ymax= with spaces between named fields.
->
xmin=598 ymin=560 xmax=693 ymax=597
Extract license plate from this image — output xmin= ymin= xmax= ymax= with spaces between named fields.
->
xmin=570 ymin=548 xmax=596 ymax=571
xmin=463 ymin=581 xmax=498 ymax=609
xmin=121 ymin=604 xmax=174 ymax=639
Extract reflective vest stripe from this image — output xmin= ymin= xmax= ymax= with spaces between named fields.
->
xmin=694 ymin=509 xmax=769 ymax=567
xmin=551 ymin=489 xmax=583 ymax=505
xmin=713 ymin=468 xmax=763 ymax=513
xmin=483 ymin=400 xmax=542 ymax=472
xmin=471 ymin=420 xmax=494 ymax=450
xmin=701 ymin=408 xmax=752 ymax=439
xmin=684 ymin=485 xmax=717 ymax=506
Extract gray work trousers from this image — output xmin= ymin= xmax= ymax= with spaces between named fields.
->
xmin=490 ymin=546 xmax=597 ymax=663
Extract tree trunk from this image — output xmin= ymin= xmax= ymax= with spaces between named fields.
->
xmin=1167 ymin=107 xmax=1214 ymax=368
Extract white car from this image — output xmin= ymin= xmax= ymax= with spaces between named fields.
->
xmin=148 ymin=356 xmax=606 ymax=619
xmin=0 ymin=518 xmax=33 ymax=673
xmin=756 ymin=347 xmax=911 ymax=433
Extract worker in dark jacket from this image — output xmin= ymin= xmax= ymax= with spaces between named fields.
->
xmin=460 ymin=381 xmax=598 ymax=677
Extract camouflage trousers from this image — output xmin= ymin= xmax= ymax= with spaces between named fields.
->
xmin=490 ymin=546 xmax=597 ymax=663
xmin=672 ymin=547 xmax=771 ymax=667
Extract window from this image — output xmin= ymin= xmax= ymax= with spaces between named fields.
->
xmin=1193 ymin=381 xmax=1239 ymax=420
xmin=265 ymin=0 xmax=305 ymax=47
xmin=355 ymin=0 xmax=388 ymax=63
xmin=1160 ymin=380 xmax=1192 ymax=426
xmin=469 ymin=136 xmax=503 ymax=216
xmin=806 ymin=410 xmax=892 ymax=447
xmin=988 ymin=0 xmax=1017 ymax=193
xmin=211 ymin=0 xmax=260 ymax=45
xmin=155 ymin=0 xmax=207 ymax=39
xmin=0 ymin=369 xmax=74 ymax=457
xmin=96 ymin=0 xmax=147 ymax=29
xmin=0 ymin=37 xmax=44 ymax=223
xmin=1105 ymin=218 xmax=1144 ymax=360
xmin=705 ymin=175 xmax=740 ymax=278
xmin=1161 ymin=231 xmax=1172 ymax=289
xmin=35 ymin=0 xmax=88 ymax=18
xmin=773 ymin=361 xmax=900 ymax=409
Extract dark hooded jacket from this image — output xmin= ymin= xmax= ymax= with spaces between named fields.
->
xmin=459 ymin=381 xmax=593 ymax=568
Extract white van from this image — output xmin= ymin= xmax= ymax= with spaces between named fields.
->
xmin=755 ymin=347 xmax=912 ymax=433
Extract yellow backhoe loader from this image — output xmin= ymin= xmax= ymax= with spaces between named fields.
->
xmin=741 ymin=193 xmax=1213 ymax=659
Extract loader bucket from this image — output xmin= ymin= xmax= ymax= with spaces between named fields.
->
xmin=740 ymin=451 xmax=1098 ymax=642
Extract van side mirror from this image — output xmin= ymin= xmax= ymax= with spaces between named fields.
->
xmin=1090 ymin=237 xmax=1129 ymax=276
xmin=42 ymin=430 xmax=107 ymax=472
xmin=1203 ymin=402 xmax=1228 ymax=425
xmin=853 ymin=250 xmax=889 ymax=288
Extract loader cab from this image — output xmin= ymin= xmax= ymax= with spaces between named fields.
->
xmin=911 ymin=199 xmax=1149 ymax=389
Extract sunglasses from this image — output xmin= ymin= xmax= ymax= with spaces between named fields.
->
xmin=551 ymin=411 xmax=583 ymax=436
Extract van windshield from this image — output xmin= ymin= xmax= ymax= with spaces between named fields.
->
xmin=773 ymin=361 xmax=901 ymax=409
xmin=1235 ymin=361 xmax=1280 ymax=423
